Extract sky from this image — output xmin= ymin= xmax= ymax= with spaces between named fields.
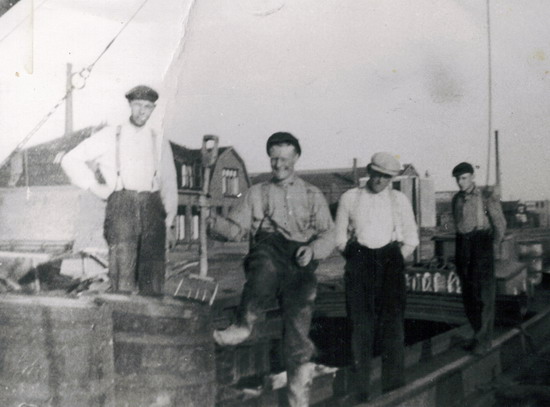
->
xmin=1 ymin=0 xmax=550 ymax=200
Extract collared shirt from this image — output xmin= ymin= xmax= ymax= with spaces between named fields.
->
xmin=452 ymin=184 xmax=506 ymax=243
xmin=61 ymin=120 xmax=178 ymax=227
xmin=334 ymin=187 xmax=419 ymax=256
xmin=210 ymin=175 xmax=335 ymax=260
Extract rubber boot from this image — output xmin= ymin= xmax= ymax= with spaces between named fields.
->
xmin=287 ymin=362 xmax=314 ymax=407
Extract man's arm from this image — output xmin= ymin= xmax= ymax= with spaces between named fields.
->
xmin=61 ymin=130 xmax=111 ymax=199
xmin=334 ymin=190 xmax=352 ymax=253
xmin=397 ymin=193 xmax=419 ymax=258
xmin=160 ymin=137 xmax=178 ymax=230
xmin=487 ymin=195 xmax=507 ymax=256
xmin=308 ymin=190 xmax=335 ymax=260
xmin=208 ymin=188 xmax=254 ymax=242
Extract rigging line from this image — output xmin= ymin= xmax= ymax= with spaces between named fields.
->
xmin=0 ymin=0 xmax=152 ymax=169
xmin=86 ymin=0 xmax=151 ymax=71
xmin=0 ymin=0 xmax=51 ymax=46
xmin=485 ymin=0 xmax=493 ymax=187
xmin=0 ymin=93 xmax=68 ymax=170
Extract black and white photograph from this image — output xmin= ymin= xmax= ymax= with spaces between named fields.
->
xmin=1 ymin=0 xmax=550 ymax=406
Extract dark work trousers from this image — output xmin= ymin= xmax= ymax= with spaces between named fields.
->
xmin=455 ymin=230 xmax=495 ymax=346
xmin=237 ymin=232 xmax=319 ymax=370
xmin=104 ymin=190 xmax=166 ymax=295
xmin=344 ymin=241 xmax=406 ymax=395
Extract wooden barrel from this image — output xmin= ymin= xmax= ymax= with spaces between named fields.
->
xmin=98 ymin=294 xmax=216 ymax=407
xmin=0 ymin=294 xmax=115 ymax=407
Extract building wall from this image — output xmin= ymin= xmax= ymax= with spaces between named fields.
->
xmin=174 ymin=149 xmax=250 ymax=245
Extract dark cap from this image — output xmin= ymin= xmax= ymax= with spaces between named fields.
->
xmin=125 ymin=85 xmax=159 ymax=103
xmin=452 ymin=162 xmax=474 ymax=177
xmin=266 ymin=132 xmax=301 ymax=156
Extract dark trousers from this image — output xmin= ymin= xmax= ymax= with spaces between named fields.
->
xmin=238 ymin=232 xmax=318 ymax=370
xmin=104 ymin=190 xmax=166 ymax=295
xmin=455 ymin=230 xmax=495 ymax=345
xmin=344 ymin=241 xmax=406 ymax=395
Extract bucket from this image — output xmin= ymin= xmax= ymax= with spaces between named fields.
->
xmin=0 ymin=294 xmax=115 ymax=407
xmin=98 ymin=294 xmax=216 ymax=407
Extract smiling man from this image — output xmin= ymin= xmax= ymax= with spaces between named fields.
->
xmin=61 ymin=85 xmax=178 ymax=295
xmin=334 ymin=152 xmax=418 ymax=403
xmin=207 ymin=132 xmax=334 ymax=407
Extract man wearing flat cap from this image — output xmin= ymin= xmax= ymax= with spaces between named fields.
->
xmin=451 ymin=162 xmax=506 ymax=355
xmin=207 ymin=132 xmax=335 ymax=406
xmin=334 ymin=152 xmax=418 ymax=402
xmin=61 ymin=85 xmax=178 ymax=295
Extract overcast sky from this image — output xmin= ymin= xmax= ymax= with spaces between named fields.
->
xmin=1 ymin=0 xmax=549 ymax=200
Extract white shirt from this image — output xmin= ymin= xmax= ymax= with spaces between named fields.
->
xmin=61 ymin=120 xmax=178 ymax=228
xmin=334 ymin=187 xmax=419 ymax=257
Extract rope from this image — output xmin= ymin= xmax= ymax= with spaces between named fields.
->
xmin=86 ymin=0 xmax=151 ymax=72
xmin=0 ymin=0 xmax=153 ymax=170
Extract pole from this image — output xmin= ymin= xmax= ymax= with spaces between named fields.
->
xmin=352 ymin=158 xmax=359 ymax=187
xmin=65 ymin=63 xmax=73 ymax=135
xmin=495 ymin=130 xmax=501 ymax=196
xmin=485 ymin=0 xmax=493 ymax=187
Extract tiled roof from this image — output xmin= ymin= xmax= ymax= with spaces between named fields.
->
xmin=170 ymin=143 xmax=229 ymax=164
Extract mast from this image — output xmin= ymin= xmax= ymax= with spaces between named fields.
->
xmin=485 ymin=0 xmax=493 ymax=188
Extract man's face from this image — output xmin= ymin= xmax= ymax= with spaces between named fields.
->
xmin=455 ymin=173 xmax=474 ymax=192
xmin=269 ymin=144 xmax=299 ymax=182
xmin=129 ymin=99 xmax=156 ymax=127
xmin=367 ymin=168 xmax=393 ymax=194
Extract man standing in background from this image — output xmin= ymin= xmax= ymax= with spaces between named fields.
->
xmin=61 ymin=85 xmax=178 ymax=295
xmin=452 ymin=162 xmax=506 ymax=355
xmin=334 ymin=152 xmax=418 ymax=403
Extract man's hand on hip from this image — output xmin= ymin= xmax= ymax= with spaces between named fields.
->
xmin=295 ymin=245 xmax=314 ymax=267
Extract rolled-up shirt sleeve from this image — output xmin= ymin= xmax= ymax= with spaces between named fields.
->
xmin=209 ymin=189 xmax=255 ymax=242
xmin=309 ymin=190 xmax=335 ymax=260
xmin=61 ymin=130 xmax=110 ymax=191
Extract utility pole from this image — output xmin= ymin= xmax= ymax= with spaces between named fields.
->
xmin=65 ymin=63 xmax=73 ymax=135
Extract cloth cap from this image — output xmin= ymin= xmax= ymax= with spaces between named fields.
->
xmin=125 ymin=85 xmax=159 ymax=103
xmin=452 ymin=162 xmax=474 ymax=177
xmin=266 ymin=132 xmax=301 ymax=156
xmin=367 ymin=152 xmax=401 ymax=176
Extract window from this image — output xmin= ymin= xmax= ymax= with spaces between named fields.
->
xmin=222 ymin=168 xmax=239 ymax=196
xmin=180 ymin=164 xmax=194 ymax=188
xmin=175 ymin=214 xmax=185 ymax=241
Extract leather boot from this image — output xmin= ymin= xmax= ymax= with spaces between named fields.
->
xmin=287 ymin=362 xmax=315 ymax=407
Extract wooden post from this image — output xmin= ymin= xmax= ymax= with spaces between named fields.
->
xmin=495 ymin=130 xmax=501 ymax=197
xmin=352 ymin=158 xmax=359 ymax=187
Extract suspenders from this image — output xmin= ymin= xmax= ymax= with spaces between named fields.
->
xmin=258 ymin=181 xmax=317 ymax=234
xmin=114 ymin=125 xmax=159 ymax=191
xmin=352 ymin=188 xmax=403 ymax=244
